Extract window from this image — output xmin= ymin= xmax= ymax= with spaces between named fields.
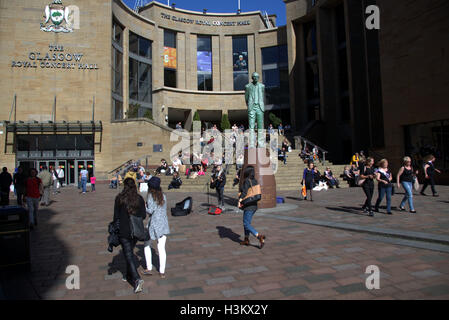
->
xmin=129 ymin=31 xmax=151 ymax=59
xmin=232 ymin=36 xmax=249 ymax=91
xmin=197 ymin=36 xmax=212 ymax=91
xmin=112 ymin=47 xmax=122 ymax=95
xmin=164 ymin=29 xmax=177 ymax=87
xmin=262 ymin=45 xmax=289 ymax=107
xmin=303 ymin=21 xmax=320 ymax=121
xmin=129 ymin=33 xmax=152 ymax=117
xmin=112 ymin=20 xmax=123 ymax=46
xmin=113 ymin=98 xmax=123 ymax=120
xmin=336 ymin=4 xmax=350 ymax=124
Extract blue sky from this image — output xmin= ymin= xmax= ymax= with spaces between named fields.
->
xmin=122 ymin=0 xmax=287 ymax=26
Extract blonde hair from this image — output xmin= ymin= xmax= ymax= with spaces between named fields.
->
xmin=403 ymin=156 xmax=411 ymax=165
xmin=378 ymin=158 xmax=388 ymax=168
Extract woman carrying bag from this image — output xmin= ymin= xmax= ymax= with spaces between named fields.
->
xmin=238 ymin=166 xmax=266 ymax=249
xmin=112 ymin=178 xmax=146 ymax=293
xmin=142 ymin=177 xmax=170 ymax=278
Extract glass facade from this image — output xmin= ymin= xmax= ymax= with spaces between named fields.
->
xmin=129 ymin=32 xmax=152 ymax=118
xmin=112 ymin=19 xmax=124 ymax=120
xmin=197 ymin=36 xmax=212 ymax=91
xmin=164 ymin=29 xmax=177 ymax=88
xmin=262 ymin=45 xmax=289 ymax=108
xmin=232 ymin=36 xmax=249 ymax=91
xmin=336 ymin=4 xmax=350 ymax=124
xmin=303 ymin=21 xmax=320 ymax=121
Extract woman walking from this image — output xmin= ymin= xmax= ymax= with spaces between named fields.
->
xmin=238 ymin=166 xmax=265 ymax=249
xmin=143 ymin=177 xmax=170 ymax=278
xmin=360 ymin=157 xmax=376 ymax=217
xmin=113 ymin=178 xmax=146 ymax=293
xmin=302 ymin=162 xmax=317 ymax=201
xmin=420 ymin=155 xmax=441 ymax=197
xmin=397 ymin=156 xmax=418 ymax=213
xmin=374 ymin=159 xmax=393 ymax=215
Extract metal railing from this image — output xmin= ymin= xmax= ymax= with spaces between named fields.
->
xmin=294 ymin=136 xmax=328 ymax=164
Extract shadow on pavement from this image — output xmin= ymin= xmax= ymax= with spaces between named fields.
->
xmin=0 ymin=206 xmax=70 ymax=300
xmin=216 ymin=226 xmax=242 ymax=244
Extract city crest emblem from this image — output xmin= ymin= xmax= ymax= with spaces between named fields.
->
xmin=40 ymin=0 xmax=73 ymax=33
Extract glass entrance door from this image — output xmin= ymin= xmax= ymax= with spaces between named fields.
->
xmin=68 ymin=160 xmax=75 ymax=185
xmin=56 ymin=160 xmax=67 ymax=186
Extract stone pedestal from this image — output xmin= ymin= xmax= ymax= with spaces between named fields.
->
xmin=241 ymin=147 xmax=276 ymax=209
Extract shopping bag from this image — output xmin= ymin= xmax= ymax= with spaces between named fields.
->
xmin=301 ymin=184 xmax=306 ymax=197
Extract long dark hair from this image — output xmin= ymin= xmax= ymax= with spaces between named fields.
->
xmin=148 ymin=188 xmax=165 ymax=207
xmin=116 ymin=178 xmax=142 ymax=215
xmin=243 ymin=165 xmax=255 ymax=181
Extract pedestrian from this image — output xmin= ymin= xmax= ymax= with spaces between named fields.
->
xmin=25 ymin=168 xmax=42 ymax=229
xmin=360 ymin=157 xmax=376 ymax=216
xmin=142 ymin=177 xmax=170 ymax=278
xmin=56 ymin=165 xmax=65 ymax=189
xmin=374 ymin=159 xmax=393 ymax=215
xmin=112 ymin=178 xmax=146 ymax=293
xmin=79 ymin=166 xmax=89 ymax=194
xmin=37 ymin=165 xmax=52 ymax=206
xmin=13 ymin=166 xmax=27 ymax=206
xmin=397 ymin=156 xmax=418 ymax=213
xmin=420 ymin=155 xmax=441 ymax=197
xmin=0 ymin=167 xmax=13 ymax=206
xmin=90 ymin=175 xmax=96 ymax=192
xmin=211 ymin=164 xmax=226 ymax=209
xmin=238 ymin=166 xmax=265 ymax=248
xmin=302 ymin=161 xmax=317 ymax=201
xmin=51 ymin=168 xmax=58 ymax=195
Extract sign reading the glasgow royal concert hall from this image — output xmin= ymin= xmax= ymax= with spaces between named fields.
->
xmin=161 ymin=12 xmax=251 ymax=27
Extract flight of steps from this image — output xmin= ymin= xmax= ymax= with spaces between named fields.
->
xmin=154 ymin=149 xmax=348 ymax=193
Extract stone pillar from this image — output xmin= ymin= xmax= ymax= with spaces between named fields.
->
xmin=212 ymin=35 xmax=220 ymax=91
xmin=187 ymin=33 xmax=197 ymax=90
xmin=177 ymin=32 xmax=186 ymax=89
xmin=247 ymin=34 xmax=256 ymax=81
xmin=222 ymin=35 xmax=233 ymax=91
xmin=153 ymin=27 xmax=164 ymax=88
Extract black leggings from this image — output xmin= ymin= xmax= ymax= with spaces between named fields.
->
xmin=421 ymin=177 xmax=436 ymax=195
xmin=216 ymin=186 xmax=224 ymax=207
xmin=119 ymin=237 xmax=141 ymax=283
xmin=362 ymin=182 xmax=374 ymax=211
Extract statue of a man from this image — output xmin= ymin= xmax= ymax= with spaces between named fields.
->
xmin=245 ymin=72 xmax=265 ymax=148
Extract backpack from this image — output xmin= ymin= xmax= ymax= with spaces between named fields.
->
xmin=171 ymin=197 xmax=192 ymax=216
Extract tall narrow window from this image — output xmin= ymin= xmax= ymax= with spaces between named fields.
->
xmin=129 ymin=32 xmax=152 ymax=119
xmin=197 ymin=36 xmax=212 ymax=91
xmin=304 ymin=21 xmax=320 ymax=121
xmin=262 ymin=45 xmax=289 ymax=111
xmin=336 ymin=4 xmax=350 ymax=124
xmin=164 ymin=29 xmax=177 ymax=88
xmin=112 ymin=19 xmax=124 ymax=120
xmin=232 ymin=36 xmax=248 ymax=91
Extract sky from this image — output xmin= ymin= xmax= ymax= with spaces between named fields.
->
xmin=123 ymin=0 xmax=287 ymax=26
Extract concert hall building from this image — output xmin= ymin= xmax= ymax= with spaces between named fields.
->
xmin=0 ymin=0 xmax=289 ymax=184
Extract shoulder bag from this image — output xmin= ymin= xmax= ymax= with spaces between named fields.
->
xmin=241 ymin=179 xmax=262 ymax=206
xmin=357 ymin=166 xmax=366 ymax=186
xmin=129 ymin=214 xmax=149 ymax=241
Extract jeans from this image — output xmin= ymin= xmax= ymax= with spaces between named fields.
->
xmin=81 ymin=177 xmax=87 ymax=193
xmin=375 ymin=185 xmax=392 ymax=213
xmin=91 ymin=183 xmax=95 ymax=192
xmin=144 ymin=235 xmax=167 ymax=274
xmin=400 ymin=181 xmax=415 ymax=211
xmin=216 ymin=187 xmax=224 ymax=207
xmin=27 ymin=197 xmax=39 ymax=225
xmin=41 ymin=186 xmax=51 ymax=205
xmin=119 ymin=237 xmax=141 ymax=283
xmin=16 ymin=187 xmax=25 ymax=206
xmin=362 ymin=182 xmax=374 ymax=212
xmin=0 ymin=189 xmax=10 ymax=206
xmin=243 ymin=209 xmax=258 ymax=237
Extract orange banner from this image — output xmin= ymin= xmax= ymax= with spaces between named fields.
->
xmin=163 ymin=47 xmax=177 ymax=69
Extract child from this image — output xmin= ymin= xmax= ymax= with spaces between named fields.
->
xmin=90 ymin=175 xmax=96 ymax=192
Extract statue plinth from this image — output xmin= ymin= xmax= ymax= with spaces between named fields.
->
xmin=241 ymin=147 xmax=277 ymax=209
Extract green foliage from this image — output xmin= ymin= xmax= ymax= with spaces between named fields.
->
xmin=221 ymin=113 xmax=231 ymax=131
xmin=269 ymin=112 xmax=282 ymax=128
xmin=193 ymin=110 xmax=201 ymax=122
xmin=143 ymin=109 xmax=153 ymax=120
xmin=127 ymin=103 xmax=139 ymax=119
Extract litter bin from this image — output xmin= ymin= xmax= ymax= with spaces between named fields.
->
xmin=0 ymin=206 xmax=30 ymax=272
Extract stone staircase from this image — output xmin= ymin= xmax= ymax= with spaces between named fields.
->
xmin=154 ymin=149 xmax=348 ymax=193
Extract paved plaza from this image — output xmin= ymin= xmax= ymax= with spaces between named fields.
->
xmin=1 ymin=184 xmax=449 ymax=300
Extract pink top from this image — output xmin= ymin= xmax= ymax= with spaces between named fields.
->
xmin=90 ymin=177 xmax=96 ymax=184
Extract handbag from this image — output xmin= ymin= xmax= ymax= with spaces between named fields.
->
xmin=241 ymin=179 xmax=262 ymax=206
xmin=357 ymin=166 xmax=367 ymax=186
xmin=129 ymin=214 xmax=149 ymax=241
xmin=413 ymin=176 xmax=420 ymax=191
